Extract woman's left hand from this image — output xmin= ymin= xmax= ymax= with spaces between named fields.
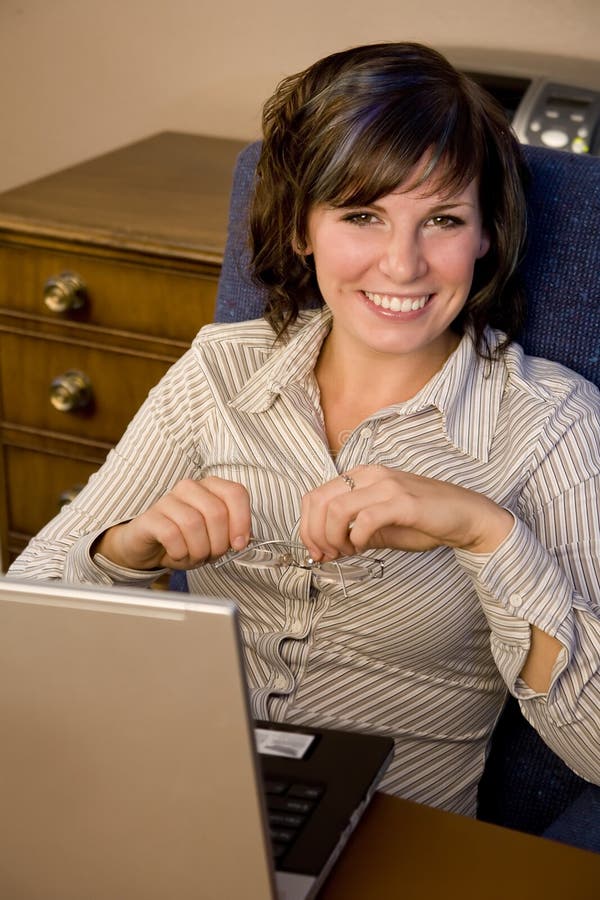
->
xmin=299 ymin=465 xmax=514 ymax=560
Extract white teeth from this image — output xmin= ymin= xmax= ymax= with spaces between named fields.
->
xmin=364 ymin=291 xmax=429 ymax=311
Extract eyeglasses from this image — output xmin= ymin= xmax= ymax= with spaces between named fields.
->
xmin=213 ymin=540 xmax=384 ymax=598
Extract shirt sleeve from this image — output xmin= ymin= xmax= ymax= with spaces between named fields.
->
xmin=7 ymin=346 xmax=208 ymax=585
xmin=456 ymin=389 xmax=600 ymax=785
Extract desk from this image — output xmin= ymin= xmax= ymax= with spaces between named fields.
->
xmin=320 ymin=793 xmax=599 ymax=899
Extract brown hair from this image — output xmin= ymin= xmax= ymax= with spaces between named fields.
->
xmin=250 ymin=42 xmax=529 ymax=354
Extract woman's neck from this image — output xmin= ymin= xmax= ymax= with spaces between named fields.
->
xmin=314 ymin=329 xmax=460 ymax=456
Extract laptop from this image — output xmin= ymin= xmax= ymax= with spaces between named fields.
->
xmin=0 ymin=576 xmax=393 ymax=900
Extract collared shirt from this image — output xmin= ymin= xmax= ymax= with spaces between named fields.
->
xmin=9 ymin=310 xmax=600 ymax=814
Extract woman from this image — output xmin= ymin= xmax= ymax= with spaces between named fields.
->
xmin=9 ymin=42 xmax=600 ymax=815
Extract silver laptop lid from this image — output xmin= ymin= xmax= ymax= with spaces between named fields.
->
xmin=0 ymin=577 xmax=276 ymax=900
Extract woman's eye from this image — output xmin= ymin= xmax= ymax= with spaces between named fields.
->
xmin=427 ymin=215 xmax=463 ymax=229
xmin=342 ymin=212 xmax=379 ymax=226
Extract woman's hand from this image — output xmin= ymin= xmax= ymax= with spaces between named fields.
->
xmin=300 ymin=465 xmax=514 ymax=560
xmin=93 ymin=477 xmax=251 ymax=571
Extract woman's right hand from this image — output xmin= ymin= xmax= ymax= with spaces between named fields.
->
xmin=92 ymin=477 xmax=251 ymax=571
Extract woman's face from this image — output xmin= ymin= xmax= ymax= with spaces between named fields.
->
xmin=303 ymin=167 xmax=490 ymax=367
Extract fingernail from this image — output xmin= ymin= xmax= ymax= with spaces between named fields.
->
xmin=232 ymin=535 xmax=248 ymax=551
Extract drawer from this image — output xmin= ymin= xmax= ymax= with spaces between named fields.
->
xmin=5 ymin=444 xmax=103 ymax=538
xmin=0 ymin=242 xmax=218 ymax=342
xmin=0 ymin=329 xmax=173 ymax=443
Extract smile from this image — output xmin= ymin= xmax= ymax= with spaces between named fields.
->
xmin=362 ymin=291 xmax=430 ymax=312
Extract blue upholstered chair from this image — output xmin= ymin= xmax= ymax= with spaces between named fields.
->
xmin=173 ymin=139 xmax=600 ymax=850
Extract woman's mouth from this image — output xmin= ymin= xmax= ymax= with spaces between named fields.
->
xmin=362 ymin=290 xmax=431 ymax=312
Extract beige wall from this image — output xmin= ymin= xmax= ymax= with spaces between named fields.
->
xmin=1 ymin=0 xmax=599 ymax=193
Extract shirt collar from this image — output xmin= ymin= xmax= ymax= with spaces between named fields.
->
xmin=231 ymin=311 xmax=506 ymax=462
xmin=382 ymin=327 xmax=506 ymax=461
xmin=230 ymin=309 xmax=332 ymax=413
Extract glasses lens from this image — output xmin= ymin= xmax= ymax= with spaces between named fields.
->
xmin=229 ymin=547 xmax=291 ymax=569
xmin=314 ymin=559 xmax=383 ymax=584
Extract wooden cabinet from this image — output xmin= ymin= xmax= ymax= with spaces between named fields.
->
xmin=0 ymin=131 xmax=246 ymax=569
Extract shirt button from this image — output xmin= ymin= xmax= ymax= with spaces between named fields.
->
xmin=508 ymin=593 xmax=524 ymax=609
xmin=359 ymin=427 xmax=372 ymax=440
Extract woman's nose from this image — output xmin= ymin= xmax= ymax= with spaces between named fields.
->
xmin=378 ymin=231 xmax=428 ymax=282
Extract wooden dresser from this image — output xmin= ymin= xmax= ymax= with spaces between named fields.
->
xmin=0 ymin=131 xmax=246 ymax=570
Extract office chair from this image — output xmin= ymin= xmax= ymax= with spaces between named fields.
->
xmin=172 ymin=139 xmax=600 ymax=851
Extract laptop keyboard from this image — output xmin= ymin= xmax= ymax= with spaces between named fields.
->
xmin=263 ymin=777 xmax=325 ymax=861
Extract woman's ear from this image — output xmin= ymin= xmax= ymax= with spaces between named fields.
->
xmin=477 ymin=229 xmax=491 ymax=259
xmin=292 ymin=231 xmax=312 ymax=256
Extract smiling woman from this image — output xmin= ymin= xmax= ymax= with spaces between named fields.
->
xmin=8 ymin=42 xmax=600 ymax=819
xmin=303 ymin=175 xmax=489 ymax=398
xmin=251 ymin=42 xmax=527 ymax=356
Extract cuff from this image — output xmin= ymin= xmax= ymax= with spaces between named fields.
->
xmin=456 ymin=515 xmax=573 ymax=637
xmin=455 ymin=515 xmax=574 ymax=694
xmin=64 ymin=529 xmax=169 ymax=588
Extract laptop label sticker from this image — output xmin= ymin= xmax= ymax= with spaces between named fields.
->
xmin=255 ymin=727 xmax=315 ymax=759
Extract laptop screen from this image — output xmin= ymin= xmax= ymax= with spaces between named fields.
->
xmin=0 ymin=579 xmax=276 ymax=899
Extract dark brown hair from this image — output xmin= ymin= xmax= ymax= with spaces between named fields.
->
xmin=250 ymin=42 xmax=529 ymax=354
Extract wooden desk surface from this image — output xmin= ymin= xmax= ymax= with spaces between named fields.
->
xmin=320 ymin=793 xmax=600 ymax=899
xmin=0 ymin=131 xmax=247 ymax=261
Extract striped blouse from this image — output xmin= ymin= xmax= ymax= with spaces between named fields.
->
xmin=9 ymin=309 xmax=600 ymax=815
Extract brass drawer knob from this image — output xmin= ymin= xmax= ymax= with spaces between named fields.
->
xmin=58 ymin=484 xmax=84 ymax=508
xmin=50 ymin=370 xmax=93 ymax=412
xmin=43 ymin=271 xmax=87 ymax=313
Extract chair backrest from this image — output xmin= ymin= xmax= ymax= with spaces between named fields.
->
xmin=177 ymin=140 xmax=600 ymax=848
xmin=215 ymin=140 xmax=600 ymax=389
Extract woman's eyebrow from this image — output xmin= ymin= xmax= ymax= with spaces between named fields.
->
xmin=429 ymin=200 xmax=476 ymax=210
xmin=344 ymin=198 xmax=477 ymax=211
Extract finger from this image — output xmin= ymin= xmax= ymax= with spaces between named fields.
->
xmin=326 ymin=498 xmax=371 ymax=554
xmin=151 ymin=493 xmax=216 ymax=564
xmin=300 ymin=489 xmax=334 ymax=560
xmin=300 ymin=475 xmax=359 ymax=559
xmin=169 ymin=478 xmax=250 ymax=559
xmin=197 ymin=477 xmax=252 ymax=550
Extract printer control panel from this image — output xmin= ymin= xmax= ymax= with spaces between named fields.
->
xmin=465 ymin=71 xmax=600 ymax=156
xmin=515 ymin=81 xmax=600 ymax=154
